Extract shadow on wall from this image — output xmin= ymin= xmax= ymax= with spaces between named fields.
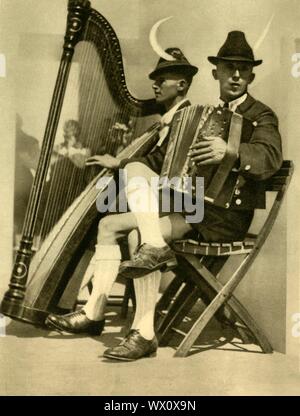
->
xmin=14 ymin=114 xmax=40 ymax=239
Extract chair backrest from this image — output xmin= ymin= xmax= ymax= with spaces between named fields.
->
xmin=265 ymin=160 xmax=294 ymax=193
xmin=255 ymin=160 xmax=294 ymax=251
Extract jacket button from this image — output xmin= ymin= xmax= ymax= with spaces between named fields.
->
xmin=235 ymin=198 xmax=242 ymax=205
xmin=234 ymin=189 xmax=241 ymax=195
xmin=225 ymin=203 xmax=230 ymax=208
xmin=245 ymin=164 xmax=251 ymax=171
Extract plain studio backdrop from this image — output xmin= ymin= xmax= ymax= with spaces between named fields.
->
xmin=0 ymin=0 xmax=299 ymax=356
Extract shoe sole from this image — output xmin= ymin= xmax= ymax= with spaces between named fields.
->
xmin=103 ymin=351 xmax=157 ymax=361
xmin=120 ymin=258 xmax=178 ymax=279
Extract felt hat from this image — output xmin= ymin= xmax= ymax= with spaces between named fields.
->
xmin=149 ymin=47 xmax=198 ymax=80
xmin=208 ymin=31 xmax=262 ymax=66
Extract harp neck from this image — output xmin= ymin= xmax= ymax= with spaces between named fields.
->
xmin=63 ymin=1 xmax=91 ymax=59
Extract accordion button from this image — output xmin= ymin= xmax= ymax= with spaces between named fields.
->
xmin=235 ymin=198 xmax=242 ymax=205
xmin=234 ymin=189 xmax=241 ymax=195
xmin=225 ymin=203 xmax=230 ymax=208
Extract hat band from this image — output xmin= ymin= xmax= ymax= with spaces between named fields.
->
xmin=218 ymin=55 xmax=255 ymax=61
xmin=149 ymin=61 xmax=198 ymax=79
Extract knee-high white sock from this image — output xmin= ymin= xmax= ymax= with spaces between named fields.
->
xmin=131 ymin=270 xmax=161 ymax=340
xmin=83 ymin=244 xmax=121 ymax=321
xmin=80 ymin=254 xmax=96 ymax=291
xmin=126 ymin=177 xmax=166 ymax=247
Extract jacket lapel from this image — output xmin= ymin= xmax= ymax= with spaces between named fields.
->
xmin=236 ymin=94 xmax=256 ymax=115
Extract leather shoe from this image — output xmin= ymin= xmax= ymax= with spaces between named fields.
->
xmin=103 ymin=330 xmax=158 ymax=361
xmin=45 ymin=309 xmax=105 ymax=336
xmin=119 ymin=243 xmax=177 ymax=278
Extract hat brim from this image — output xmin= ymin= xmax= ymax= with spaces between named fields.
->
xmin=149 ymin=64 xmax=198 ymax=80
xmin=207 ymin=56 xmax=263 ymax=66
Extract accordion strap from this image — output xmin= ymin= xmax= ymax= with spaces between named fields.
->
xmin=205 ymin=112 xmax=243 ymax=203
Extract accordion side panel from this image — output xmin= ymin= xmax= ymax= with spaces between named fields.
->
xmin=160 ymin=111 xmax=185 ymax=180
xmin=173 ymin=106 xmax=204 ymax=178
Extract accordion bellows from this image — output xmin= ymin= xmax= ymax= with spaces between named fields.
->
xmin=160 ymin=104 xmax=254 ymax=209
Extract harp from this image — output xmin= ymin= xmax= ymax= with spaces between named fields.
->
xmin=1 ymin=0 xmax=162 ymax=326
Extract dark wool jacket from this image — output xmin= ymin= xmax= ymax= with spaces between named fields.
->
xmin=230 ymin=94 xmax=282 ymax=209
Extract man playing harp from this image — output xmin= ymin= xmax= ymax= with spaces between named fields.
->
xmin=45 ymin=46 xmax=199 ymax=354
xmin=46 ymin=31 xmax=282 ymax=362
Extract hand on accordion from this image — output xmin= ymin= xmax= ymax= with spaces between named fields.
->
xmin=188 ymin=136 xmax=227 ymax=165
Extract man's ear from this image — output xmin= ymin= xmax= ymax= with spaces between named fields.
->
xmin=249 ymin=72 xmax=255 ymax=84
xmin=177 ymin=79 xmax=187 ymax=91
xmin=212 ymin=68 xmax=218 ymax=80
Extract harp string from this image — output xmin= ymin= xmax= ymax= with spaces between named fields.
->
xmin=36 ymin=25 xmax=143 ymax=245
xmin=37 ymin=40 xmax=105 ymax=240
xmin=38 ymin=43 xmax=81 ymax=238
xmin=39 ymin=42 xmax=90 ymax=239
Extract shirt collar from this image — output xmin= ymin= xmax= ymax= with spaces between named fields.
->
xmin=219 ymin=93 xmax=248 ymax=113
xmin=160 ymin=98 xmax=189 ymax=125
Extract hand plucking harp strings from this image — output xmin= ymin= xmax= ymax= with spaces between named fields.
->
xmin=85 ymin=153 xmax=121 ymax=169
xmin=85 ymin=117 xmax=134 ymax=169
xmin=188 ymin=135 xmax=227 ymax=165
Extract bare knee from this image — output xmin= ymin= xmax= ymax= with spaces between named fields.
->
xmin=124 ymin=161 xmax=145 ymax=172
xmin=124 ymin=162 xmax=157 ymax=183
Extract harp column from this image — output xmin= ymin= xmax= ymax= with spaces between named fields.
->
xmin=0 ymin=0 xmax=91 ymax=318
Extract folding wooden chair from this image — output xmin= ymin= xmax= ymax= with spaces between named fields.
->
xmin=155 ymin=160 xmax=294 ymax=357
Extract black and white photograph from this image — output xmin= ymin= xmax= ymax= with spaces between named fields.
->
xmin=0 ymin=0 xmax=299 ymax=397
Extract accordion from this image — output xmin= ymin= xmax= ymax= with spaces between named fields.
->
xmin=160 ymin=104 xmax=254 ymax=208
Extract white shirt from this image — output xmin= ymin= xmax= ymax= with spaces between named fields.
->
xmin=156 ymin=98 xmax=189 ymax=147
xmin=160 ymin=98 xmax=190 ymax=126
xmin=219 ymin=93 xmax=248 ymax=113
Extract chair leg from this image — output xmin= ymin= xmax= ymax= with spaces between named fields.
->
xmin=234 ymin=323 xmax=256 ymax=345
xmin=155 ymin=273 xmax=184 ymax=324
xmin=157 ymin=281 xmax=197 ymax=345
xmin=175 ymin=255 xmax=273 ymax=357
xmin=182 ymin=254 xmax=273 ymax=354
xmin=159 ymin=287 xmax=200 ymax=346
xmin=174 ymin=260 xmax=254 ymax=345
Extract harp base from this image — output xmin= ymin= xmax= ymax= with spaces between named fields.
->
xmin=1 ymin=299 xmax=49 ymax=327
